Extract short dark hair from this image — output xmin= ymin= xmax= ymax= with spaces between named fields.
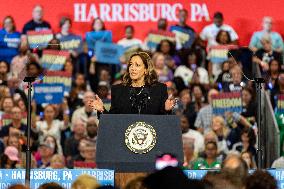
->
xmin=179 ymin=8 xmax=188 ymax=15
xmin=214 ymin=12 xmax=224 ymax=19
xmin=245 ymin=170 xmax=277 ymax=189
xmin=59 ymin=17 xmax=72 ymax=28
xmin=241 ymin=127 xmax=256 ymax=146
xmin=125 ymin=25 xmax=134 ymax=31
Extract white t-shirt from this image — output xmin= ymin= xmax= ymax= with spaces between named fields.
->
xmin=200 ymin=23 xmax=239 ymax=48
xmin=174 ymin=65 xmax=209 ymax=86
xmin=35 ymin=120 xmax=65 ymax=154
xmin=117 ymin=38 xmax=144 ymax=49
xmin=183 ymin=129 xmax=205 ymax=154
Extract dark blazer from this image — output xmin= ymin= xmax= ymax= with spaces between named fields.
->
xmin=108 ymin=82 xmax=169 ymax=114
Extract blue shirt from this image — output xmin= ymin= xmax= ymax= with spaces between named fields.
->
xmin=0 ymin=29 xmax=21 ymax=63
xmin=249 ymin=31 xmax=284 ymax=50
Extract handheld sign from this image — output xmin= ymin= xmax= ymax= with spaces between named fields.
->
xmin=58 ymin=34 xmax=83 ymax=53
xmin=95 ymin=41 xmax=124 ymax=64
xmin=86 ymin=30 xmax=112 ymax=51
xmin=276 ymin=95 xmax=284 ymax=114
xmin=170 ymin=26 xmax=195 ymax=49
xmin=146 ymin=30 xmax=175 ymax=51
xmin=27 ymin=30 xmax=54 ymax=49
xmin=208 ymin=45 xmax=239 ymax=64
xmin=43 ymin=71 xmax=72 ymax=93
xmin=211 ymin=92 xmax=242 ymax=115
xmin=41 ymin=50 xmax=70 ymax=71
xmin=34 ymin=83 xmax=64 ymax=104
xmin=0 ymin=169 xmax=114 ymax=188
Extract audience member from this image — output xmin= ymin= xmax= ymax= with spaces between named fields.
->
xmin=249 ymin=16 xmax=283 ymax=53
xmin=0 ymin=16 xmax=21 ymax=63
xmin=200 ymin=12 xmax=238 ymax=49
xmin=22 ymin=5 xmax=51 ymax=34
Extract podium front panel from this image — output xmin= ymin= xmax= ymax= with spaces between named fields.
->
xmin=96 ymin=114 xmax=183 ymax=172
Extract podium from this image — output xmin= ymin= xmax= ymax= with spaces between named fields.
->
xmin=96 ymin=114 xmax=183 ymax=173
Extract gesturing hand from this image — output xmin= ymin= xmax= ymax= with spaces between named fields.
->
xmin=165 ymin=94 xmax=177 ymax=111
xmin=88 ymin=95 xmax=104 ymax=112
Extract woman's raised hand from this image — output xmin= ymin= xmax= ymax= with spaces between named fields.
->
xmin=165 ymin=94 xmax=177 ymax=111
xmin=88 ymin=94 xmax=104 ymax=112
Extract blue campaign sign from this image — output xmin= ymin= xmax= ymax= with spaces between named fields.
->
xmin=170 ymin=26 xmax=195 ymax=49
xmin=0 ymin=169 xmax=114 ymax=189
xmin=34 ymin=83 xmax=64 ymax=104
xmin=86 ymin=30 xmax=112 ymax=51
xmin=58 ymin=34 xmax=83 ymax=53
xmin=95 ymin=41 xmax=124 ymax=64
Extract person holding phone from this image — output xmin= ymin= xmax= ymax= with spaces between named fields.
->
xmin=89 ymin=51 xmax=176 ymax=115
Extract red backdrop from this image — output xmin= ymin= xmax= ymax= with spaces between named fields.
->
xmin=1 ymin=0 xmax=284 ymax=46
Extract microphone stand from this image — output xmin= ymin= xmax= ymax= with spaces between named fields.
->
xmin=24 ymin=76 xmax=36 ymax=187
xmin=255 ymin=77 xmax=265 ymax=169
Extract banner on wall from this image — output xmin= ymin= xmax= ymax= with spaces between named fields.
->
xmin=0 ymin=169 xmax=114 ymax=189
xmin=43 ymin=71 xmax=72 ymax=93
xmin=1 ymin=0 xmax=284 ymax=46
xmin=146 ymin=30 xmax=176 ymax=51
xmin=27 ymin=30 xmax=54 ymax=49
xmin=34 ymin=83 xmax=64 ymax=104
xmin=95 ymin=41 xmax=124 ymax=64
xmin=211 ymin=92 xmax=242 ymax=115
xmin=41 ymin=50 xmax=70 ymax=71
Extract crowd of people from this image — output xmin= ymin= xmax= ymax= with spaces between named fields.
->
xmin=5 ymin=154 xmax=279 ymax=189
xmin=0 ymin=4 xmax=283 ymax=171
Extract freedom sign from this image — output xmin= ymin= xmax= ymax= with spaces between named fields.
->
xmin=276 ymin=95 xmax=284 ymax=114
xmin=95 ymin=41 xmax=124 ymax=64
xmin=34 ymin=83 xmax=64 ymax=104
xmin=43 ymin=71 xmax=72 ymax=93
xmin=27 ymin=30 xmax=54 ymax=49
xmin=146 ymin=30 xmax=175 ymax=51
xmin=41 ymin=50 xmax=70 ymax=71
xmin=211 ymin=92 xmax=242 ymax=115
xmin=0 ymin=169 xmax=114 ymax=189
xmin=208 ymin=45 xmax=239 ymax=64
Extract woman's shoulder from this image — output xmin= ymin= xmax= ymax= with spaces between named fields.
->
xmin=149 ymin=82 xmax=167 ymax=90
xmin=111 ymin=83 xmax=127 ymax=90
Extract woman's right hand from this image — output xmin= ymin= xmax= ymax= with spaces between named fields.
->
xmin=88 ymin=95 xmax=104 ymax=112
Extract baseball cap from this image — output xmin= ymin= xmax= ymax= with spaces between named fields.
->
xmin=4 ymin=146 xmax=19 ymax=161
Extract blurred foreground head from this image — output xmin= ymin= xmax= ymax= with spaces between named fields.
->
xmin=245 ymin=170 xmax=277 ymax=189
xmin=72 ymin=174 xmax=100 ymax=189
xmin=143 ymin=166 xmax=204 ymax=189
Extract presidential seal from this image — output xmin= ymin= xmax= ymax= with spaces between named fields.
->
xmin=125 ymin=122 xmax=157 ymax=154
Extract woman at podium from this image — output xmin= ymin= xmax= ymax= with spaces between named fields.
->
xmin=89 ymin=51 xmax=176 ymax=114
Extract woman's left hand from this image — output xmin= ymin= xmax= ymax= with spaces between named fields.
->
xmin=165 ymin=94 xmax=176 ymax=111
